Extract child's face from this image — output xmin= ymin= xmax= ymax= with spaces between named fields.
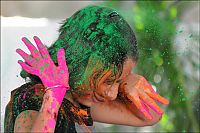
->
xmin=74 ymin=58 xmax=136 ymax=107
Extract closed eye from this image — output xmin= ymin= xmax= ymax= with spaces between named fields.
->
xmin=116 ymin=79 xmax=123 ymax=84
xmin=104 ymin=80 xmax=114 ymax=85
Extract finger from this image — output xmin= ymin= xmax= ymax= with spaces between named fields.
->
xmin=21 ymin=37 xmax=42 ymax=58
xmin=57 ymin=48 xmax=67 ymax=69
xmin=146 ymin=91 xmax=169 ymax=105
xmin=16 ymin=48 xmax=36 ymax=66
xmin=18 ymin=60 xmax=37 ymax=75
xmin=127 ymin=94 xmax=152 ymax=120
xmin=33 ymin=36 xmax=51 ymax=59
xmin=141 ymin=101 xmax=149 ymax=113
xmin=143 ymin=80 xmax=157 ymax=93
xmin=140 ymin=93 xmax=163 ymax=115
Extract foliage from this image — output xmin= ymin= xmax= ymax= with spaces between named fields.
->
xmin=101 ymin=1 xmax=199 ymax=132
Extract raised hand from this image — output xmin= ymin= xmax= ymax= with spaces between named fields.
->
xmin=119 ymin=74 xmax=169 ymax=120
xmin=16 ymin=36 xmax=70 ymax=104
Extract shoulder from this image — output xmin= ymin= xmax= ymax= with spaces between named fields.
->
xmin=11 ymin=83 xmax=45 ymax=119
xmin=4 ymin=82 xmax=45 ymax=132
xmin=14 ymin=110 xmax=38 ymax=132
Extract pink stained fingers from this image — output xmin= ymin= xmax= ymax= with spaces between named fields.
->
xmin=146 ymin=91 xmax=169 ymax=105
xmin=16 ymin=48 xmax=37 ymax=66
xmin=21 ymin=37 xmax=42 ymax=59
xmin=141 ymin=77 xmax=169 ymax=105
xmin=140 ymin=92 xmax=164 ymax=115
xmin=141 ymin=100 xmax=150 ymax=114
xmin=33 ymin=36 xmax=51 ymax=59
xmin=126 ymin=94 xmax=153 ymax=120
xmin=17 ymin=60 xmax=37 ymax=75
xmin=57 ymin=48 xmax=68 ymax=70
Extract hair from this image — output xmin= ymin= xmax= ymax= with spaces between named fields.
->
xmin=19 ymin=5 xmax=139 ymax=96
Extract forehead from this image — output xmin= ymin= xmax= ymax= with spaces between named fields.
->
xmin=118 ymin=58 xmax=135 ymax=80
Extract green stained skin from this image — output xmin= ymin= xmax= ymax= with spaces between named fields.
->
xmin=60 ymin=70 xmax=64 ymax=73
xmin=20 ymin=5 xmax=138 ymax=94
xmin=43 ymin=55 xmax=48 ymax=58
xmin=25 ymin=57 xmax=32 ymax=61
xmin=26 ymin=110 xmax=30 ymax=114
xmin=53 ymin=72 xmax=57 ymax=77
xmin=24 ymin=38 xmax=31 ymax=44
xmin=39 ymin=44 xmax=43 ymax=47
xmin=40 ymin=66 xmax=45 ymax=72
xmin=44 ymin=63 xmax=49 ymax=67
xmin=35 ymin=58 xmax=39 ymax=61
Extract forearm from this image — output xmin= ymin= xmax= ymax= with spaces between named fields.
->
xmin=90 ymin=99 xmax=162 ymax=127
xmin=30 ymin=91 xmax=61 ymax=132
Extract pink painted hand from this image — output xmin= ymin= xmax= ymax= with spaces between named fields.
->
xmin=16 ymin=36 xmax=70 ymax=104
xmin=119 ymin=74 xmax=169 ymax=120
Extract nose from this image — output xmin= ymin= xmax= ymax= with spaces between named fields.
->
xmin=104 ymin=83 xmax=119 ymax=100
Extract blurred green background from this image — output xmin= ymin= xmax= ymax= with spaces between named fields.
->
xmin=98 ymin=1 xmax=200 ymax=132
xmin=1 ymin=1 xmax=199 ymax=132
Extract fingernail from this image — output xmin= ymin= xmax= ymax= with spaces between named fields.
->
xmin=144 ymin=112 xmax=152 ymax=120
xmin=164 ymin=100 xmax=169 ymax=105
xmin=21 ymin=37 xmax=26 ymax=41
xmin=22 ymin=37 xmax=30 ymax=44
xmin=33 ymin=36 xmax=38 ymax=39
xmin=146 ymin=115 xmax=152 ymax=120
xmin=158 ymin=111 xmax=163 ymax=115
xmin=16 ymin=49 xmax=20 ymax=52
xmin=18 ymin=60 xmax=23 ymax=63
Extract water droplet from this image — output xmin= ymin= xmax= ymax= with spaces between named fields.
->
xmin=154 ymin=74 xmax=161 ymax=83
xmin=178 ymin=29 xmax=183 ymax=33
xmin=189 ymin=34 xmax=193 ymax=38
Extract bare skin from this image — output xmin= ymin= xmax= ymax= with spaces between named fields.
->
xmin=14 ymin=36 xmax=169 ymax=132
xmin=14 ymin=58 xmax=167 ymax=132
xmin=73 ymin=58 xmax=167 ymax=125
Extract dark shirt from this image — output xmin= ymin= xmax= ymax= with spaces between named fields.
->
xmin=4 ymin=82 xmax=93 ymax=133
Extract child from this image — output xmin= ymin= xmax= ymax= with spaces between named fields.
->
xmin=4 ymin=5 xmax=169 ymax=132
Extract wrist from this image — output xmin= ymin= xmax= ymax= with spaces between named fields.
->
xmin=41 ymin=92 xmax=61 ymax=112
xmin=44 ymin=86 xmax=69 ymax=105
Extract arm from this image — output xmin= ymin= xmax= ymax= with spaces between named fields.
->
xmin=14 ymin=88 xmax=64 ymax=132
xmin=90 ymin=74 xmax=168 ymax=126
xmin=31 ymin=90 xmax=62 ymax=132
xmin=15 ymin=36 xmax=70 ymax=132
xmin=90 ymin=99 xmax=162 ymax=127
